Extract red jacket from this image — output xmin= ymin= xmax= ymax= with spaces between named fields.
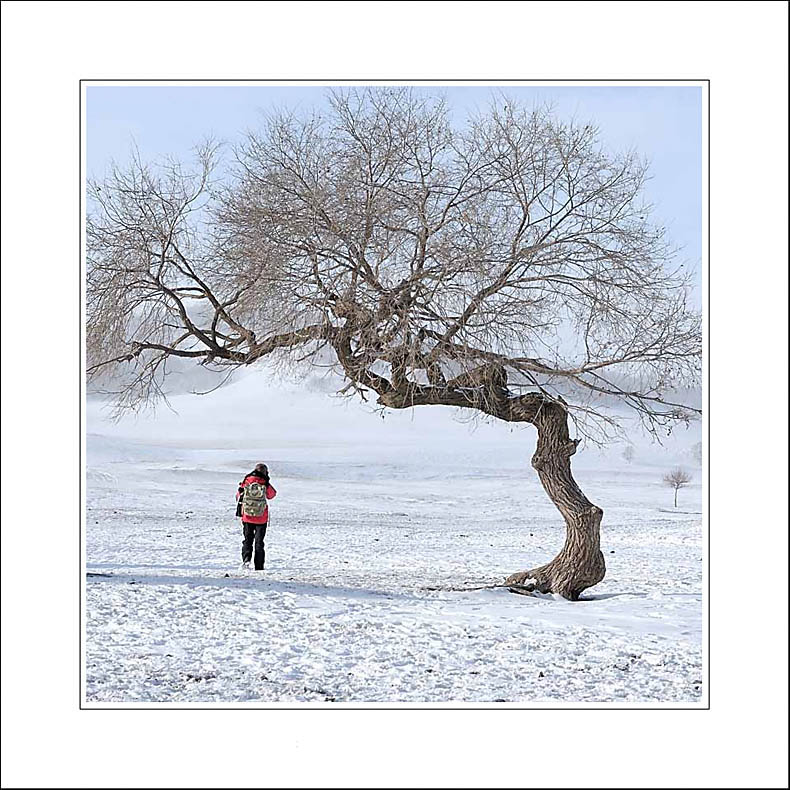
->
xmin=237 ymin=474 xmax=277 ymax=524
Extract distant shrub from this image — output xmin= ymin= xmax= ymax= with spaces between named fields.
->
xmin=663 ymin=467 xmax=692 ymax=508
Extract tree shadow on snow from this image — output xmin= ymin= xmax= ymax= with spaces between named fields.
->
xmin=84 ymin=570 xmax=415 ymax=602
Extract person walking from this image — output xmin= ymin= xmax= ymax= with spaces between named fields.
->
xmin=236 ymin=463 xmax=277 ymax=571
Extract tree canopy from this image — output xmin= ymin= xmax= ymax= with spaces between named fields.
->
xmin=88 ymin=88 xmax=700 ymax=440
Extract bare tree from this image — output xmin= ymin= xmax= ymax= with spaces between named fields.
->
xmin=87 ymin=88 xmax=702 ymax=599
xmin=663 ymin=467 xmax=692 ymax=508
xmin=622 ymin=445 xmax=636 ymax=464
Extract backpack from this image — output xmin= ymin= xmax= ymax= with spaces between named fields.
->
xmin=242 ymin=481 xmax=268 ymax=518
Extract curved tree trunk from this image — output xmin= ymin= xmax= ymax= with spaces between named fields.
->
xmin=337 ymin=348 xmax=607 ymax=602
xmin=505 ymin=400 xmax=605 ymax=600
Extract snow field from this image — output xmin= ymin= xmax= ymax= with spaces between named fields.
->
xmin=85 ymin=371 xmax=703 ymax=704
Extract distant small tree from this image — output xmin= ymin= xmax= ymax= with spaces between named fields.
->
xmin=663 ymin=467 xmax=692 ymax=508
xmin=622 ymin=445 xmax=635 ymax=464
xmin=691 ymin=441 xmax=703 ymax=465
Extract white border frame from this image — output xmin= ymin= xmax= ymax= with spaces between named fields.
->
xmin=79 ymin=77 xmax=710 ymax=711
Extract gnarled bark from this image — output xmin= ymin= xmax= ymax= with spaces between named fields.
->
xmin=504 ymin=399 xmax=605 ymax=600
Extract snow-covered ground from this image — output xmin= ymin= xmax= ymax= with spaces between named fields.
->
xmin=84 ymin=368 xmax=704 ymax=705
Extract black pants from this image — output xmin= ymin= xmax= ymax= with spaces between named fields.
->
xmin=242 ymin=522 xmax=267 ymax=570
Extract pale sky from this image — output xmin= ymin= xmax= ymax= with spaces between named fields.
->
xmin=86 ymin=84 xmax=703 ymax=295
